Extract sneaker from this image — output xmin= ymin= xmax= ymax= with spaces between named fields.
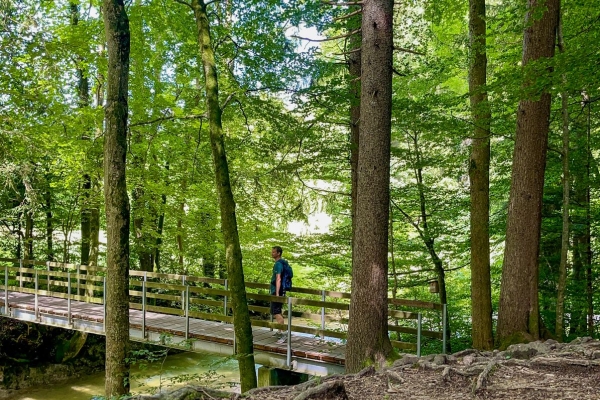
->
xmin=276 ymin=336 xmax=287 ymax=344
xmin=274 ymin=331 xmax=283 ymax=338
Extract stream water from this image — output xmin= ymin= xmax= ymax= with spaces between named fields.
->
xmin=9 ymin=352 xmax=240 ymax=400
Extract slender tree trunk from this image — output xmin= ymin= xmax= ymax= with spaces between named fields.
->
xmin=468 ymin=0 xmax=493 ymax=351
xmin=496 ymin=0 xmax=559 ymax=348
xmin=346 ymin=0 xmax=394 ymax=373
xmin=45 ymin=184 xmax=54 ymax=261
xmin=24 ymin=209 xmax=33 ymax=260
xmin=155 ymin=192 xmax=166 ymax=272
xmin=555 ymin=14 xmax=569 ymax=341
xmin=584 ymin=98 xmax=593 ymax=336
xmin=81 ymin=175 xmax=92 ymax=265
xmin=101 ymin=0 xmax=131 ymax=397
xmin=89 ymin=204 xmax=100 ymax=267
xmin=190 ymin=0 xmax=257 ymax=391
xmin=412 ymin=136 xmax=451 ymax=353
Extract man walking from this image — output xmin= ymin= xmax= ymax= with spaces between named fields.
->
xmin=270 ymin=246 xmax=286 ymax=343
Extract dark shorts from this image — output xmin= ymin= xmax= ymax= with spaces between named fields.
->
xmin=270 ymin=301 xmax=283 ymax=316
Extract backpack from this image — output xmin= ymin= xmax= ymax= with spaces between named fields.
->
xmin=280 ymin=259 xmax=293 ymax=292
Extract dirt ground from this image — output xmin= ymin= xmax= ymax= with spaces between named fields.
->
xmin=240 ymin=338 xmax=600 ymax=400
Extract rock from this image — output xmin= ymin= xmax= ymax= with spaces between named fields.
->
xmin=433 ymin=354 xmax=447 ymax=365
xmin=463 ymin=355 xmax=475 ymax=366
xmin=506 ymin=341 xmax=551 ymax=359
xmin=393 ymin=355 xmax=419 ymax=367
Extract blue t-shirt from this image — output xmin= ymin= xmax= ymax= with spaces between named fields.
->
xmin=270 ymin=260 xmax=284 ymax=295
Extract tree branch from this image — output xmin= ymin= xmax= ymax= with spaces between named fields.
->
xmin=173 ymin=0 xmax=192 ymax=8
xmin=292 ymin=28 xmax=361 ymax=42
xmin=322 ymin=1 xmax=363 ymax=5
xmin=333 ymin=9 xmax=363 ymax=21
xmin=130 ymin=113 xmax=206 ymax=127
xmin=393 ymin=46 xmax=426 ymax=56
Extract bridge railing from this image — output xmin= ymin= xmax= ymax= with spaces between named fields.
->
xmin=0 ymin=258 xmax=447 ymax=359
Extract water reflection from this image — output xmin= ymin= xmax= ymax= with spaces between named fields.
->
xmin=11 ymin=352 xmax=240 ymax=400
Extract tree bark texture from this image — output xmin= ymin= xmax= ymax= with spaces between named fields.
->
xmin=496 ymin=0 xmax=559 ymax=347
xmin=102 ymin=0 xmax=131 ymax=397
xmin=468 ymin=0 xmax=493 ymax=351
xmin=346 ymin=0 xmax=394 ymax=373
xmin=191 ymin=0 xmax=257 ymax=392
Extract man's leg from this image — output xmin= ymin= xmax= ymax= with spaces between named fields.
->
xmin=270 ymin=301 xmax=284 ymax=335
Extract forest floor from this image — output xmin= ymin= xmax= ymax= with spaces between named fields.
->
xmin=136 ymin=337 xmax=600 ymax=400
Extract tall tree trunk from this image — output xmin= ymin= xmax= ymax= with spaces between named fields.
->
xmin=468 ymin=0 xmax=493 ymax=351
xmin=101 ymin=0 xmax=131 ymax=397
xmin=81 ymin=175 xmax=92 ymax=265
xmin=496 ymin=0 xmax=559 ymax=348
xmin=346 ymin=0 xmax=394 ymax=373
xmin=190 ymin=0 xmax=257 ymax=391
xmin=555 ymin=14 xmax=569 ymax=341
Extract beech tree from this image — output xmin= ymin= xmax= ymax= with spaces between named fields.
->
xmin=184 ymin=0 xmax=258 ymax=391
xmin=346 ymin=0 xmax=394 ymax=372
xmin=102 ymin=0 xmax=131 ymax=396
xmin=497 ymin=0 xmax=559 ymax=347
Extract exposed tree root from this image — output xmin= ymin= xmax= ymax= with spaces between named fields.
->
xmin=292 ymin=380 xmax=348 ymax=400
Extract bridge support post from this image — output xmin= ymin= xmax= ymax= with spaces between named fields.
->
xmin=142 ymin=279 xmax=146 ymax=339
xmin=417 ymin=312 xmax=422 ymax=357
xmin=34 ymin=269 xmax=39 ymax=321
xmin=67 ymin=272 xmax=72 ymax=327
xmin=320 ymin=290 xmax=326 ymax=339
xmin=257 ymin=367 xmax=308 ymax=388
xmin=442 ymin=303 xmax=447 ymax=354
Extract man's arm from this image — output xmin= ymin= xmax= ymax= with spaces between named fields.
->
xmin=275 ymin=273 xmax=281 ymax=296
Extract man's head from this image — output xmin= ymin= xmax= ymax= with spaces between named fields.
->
xmin=271 ymin=246 xmax=283 ymax=260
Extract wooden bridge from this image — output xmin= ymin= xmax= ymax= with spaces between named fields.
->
xmin=0 ymin=258 xmax=447 ymax=376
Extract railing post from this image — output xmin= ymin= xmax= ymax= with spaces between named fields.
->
xmin=46 ymin=261 xmax=51 ymax=292
xmin=67 ymin=271 xmax=72 ymax=326
xmin=417 ymin=312 xmax=422 ymax=358
xmin=185 ymin=285 xmax=190 ymax=341
xmin=286 ymin=296 xmax=293 ymax=367
xmin=142 ymin=279 xmax=146 ymax=339
xmin=34 ymin=269 xmax=39 ymax=321
xmin=19 ymin=259 xmax=23 ymax=288
xmin=223 ymin=279 xmax=228 ymax=319
xmin=76 ymin=264 xmax=81 ymax=295
xmin=103 ymin=277 xmax=106 ymax=333
xmin=442 ymin=303 xmax=447 ymax=355
xmin=320 ymin=290 xmax=326 ymax=339
xmin=181 ymin=276 xmax=186 ymax=311
xmin=4 ymin=264 xmax=8 ymax=316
